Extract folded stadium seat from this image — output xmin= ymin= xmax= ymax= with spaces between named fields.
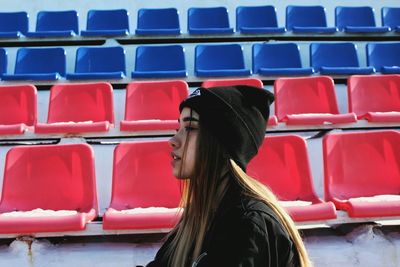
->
xmin=136 ymin=8 xmax=180 ymax=35
xmin=0 ymin=85 xmax=37 ymax=135
xmin=274 ymin=76 xmax=357 ymax=125
xmin=335 ymin=6 xmax=390 ymax=33
xmin=188 ymin=7 xmax=234 ymax=34
xmin=25 ymin=10 xmax=79 ymax=37
xmin=236 ymin=5 xmax=286 ymax=34
xmin=247 ymin=135 xmax=337 ymax=222
xmin=252 ymin=43 xmax=314 ymax=76
xmin=195 ymin=44 xmax=251 ymax=77
xmin=0 ymin=12 xmax=28 ymax=38
xmin=131 ymin=45 xmax=187 ymax=78
xmin=367 ymin=42 xmax=400 ymax=74
xmin=2 ymin=47 xmax=66 ymax=81
xmin=35 ymin=82 xmax=114 ymax=134
xmin=120 ymin=80 xmax=188 ymax=131
xmin=286 ymin=5 xmax=337 ymax=33
xmin=310 ymin=42 xmax=375 ymax=75
xmin=382 ymin=7 xmax=400 ymax=32
xmin=103 ymin=141 xmax=182 ymax=230
xmin=66 ymin=46 xmax=126 ymax=80
xmin=81 ymin=9 xmax=129 ymax=37
xmin=323 ymin=130 xmax=400 ymax=218
xmin=0 ymin=143 xmax=98 ymax=234
xmin=0 ymin=48 xmax=6 ymax=78
xmin=348 ymin=75 xmax=400 ymax=123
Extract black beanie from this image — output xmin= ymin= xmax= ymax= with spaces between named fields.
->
xmin=179 ymin=85 xmax=274 ymax=171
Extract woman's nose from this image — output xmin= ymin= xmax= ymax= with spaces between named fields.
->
xmin=169 ymin=134 xmax=179 ymax=148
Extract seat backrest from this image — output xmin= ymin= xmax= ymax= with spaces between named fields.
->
xmin=36 ymin=10 xmax=79 ymax=33
xmin=382 ymin=7 xmax=400 ymax=29
xmin=247 ymin=135 xmax=318 ymax=201
xmin=323 ymin=130 xmax=400 ymax=200
xmin=47 ymin=82 xmax=114 ymax=124
xmin=195 ymin=44 xmax=245 ymax=70
xmin=202 ymin=78 xmax=263 ymax=88
xmin=253 ymin=43 xmax=303 ymax=72
xmin=286 ymin=5 xmax=328 ymax=30
xmin=367 ymin=42 xmax=400 ymax=71
xmin=0 ymin=85 xmax=37 ymax=126
xmin=0 ymin=12 xmax=28 ymax=34
xmin=274 ymin=76 xmax=340 ymax=120
xmin=124 ymin=80 xmax=188 ymax=121
xmin=109 ymin=141 xmax=181 ymax=209
xmin=311 ymin=42 xmax=361 ymax=70
xmin=134 ymin=45 xmax=186 ymax=72
xmin=188 ymin=7 xmax=230 ymax=29
xmin=86 ymin=9 xmax=129 ymax=31
xmin=0 ymin=144 xmax=98 ymax=213
xmin=14 ymin=47 xmax=66 ymax=76
xmin=137 ymin=8 xmax=180 ymax=30
xmin=0 ymin=48 xmax=6 ymax=76
xmin=336 ymin=6 xmax=377 ymax=30
xmin=74 ymin=46 xmax=126 ymax=74
xmin=236 ymin=5 xmax=279 ymax=30
xmin=348 ymin=75 xmax=400 ymax=115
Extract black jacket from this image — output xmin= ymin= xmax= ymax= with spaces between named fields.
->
xmin=146 ymin=182 xmax=300 ymax=267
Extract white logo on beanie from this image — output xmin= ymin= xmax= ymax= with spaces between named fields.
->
xmin=188 ymin=88 xmax=201 ymax=98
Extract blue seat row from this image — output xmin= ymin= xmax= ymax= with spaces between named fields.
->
xmin=0 ymin=42 xmax=399 ymax=80
xmin=0 ymin=6 xmax=399 ymax=38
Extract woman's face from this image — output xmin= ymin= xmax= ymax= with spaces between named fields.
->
xmin=169 ymin=107 xmax=199 ymax=179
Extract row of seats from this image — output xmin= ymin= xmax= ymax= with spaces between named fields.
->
xmin=1 ymin=6 xmax=399 ymax=38
xmin=1 ymin=75 xmax=399 ymax=136
xmin=0 ymin=42 xmax=399 ymax=80
xmin=1 ymin=130 xmax=399 ymax=234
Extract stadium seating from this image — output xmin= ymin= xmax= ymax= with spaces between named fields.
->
xmin=0 ymin=144 xmax=98 ymax=233
xmin=247 ymin=135 xmax=337 ymax=222
xmin=103 ymin=141 xmax=182 ymax=230
xmin=81 ymin=9 xmax=129 ymax=37
xmin=25 ymin=10 xmax=79 ymax=37
xmin=348 ymin=75 xmax=400 ymax=122
xmin=195 ymin=44 xmax=251 ymax=77
xmin=274 ymin=76 xmax=357 ymax=125
xmin=120 ymin=80 xmax=189 ymax=132
xmin=286 ymin=5 xmax=337 ymax=33
xmin=35 ymin=82 xmax=114 ymax=134
xmin=335 ymin=6 xmax=390 ymax=33
xmin=0 ymin=11 xmax=28 ymax=37
xmin=236 ymin=5 xmax=285 ymax=33
xmin=367 ymin=42 xmax=400 ymax=74
xmin=382 ymin=7 xmax=400 ymax=32
xmin=66 ymin=46 xmax=126 ymax=80
xmin=310 ymin=42 xmax=375 ymax=75
xmin=188 ymin=7 xmax=234 ymax=34
xmin=0 ymin=85 xmax=37 ymax=135
xmin=0 ymin=48 xmax=6 ymax=78
xmin=253 ymin=43 xmax=314 ymax=75
xmin=131 ymin=45 xmax=187 ymax=78
xmin=323 ymin=130 xmax=400 ymax=218
xmin=136 ymin=8 xmax=180 ymax=35
xmin=1 ymin=47 xmax=66 ymax=80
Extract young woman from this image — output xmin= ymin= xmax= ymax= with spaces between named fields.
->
xmin=146 ymin=85 xmax=311 ymax=267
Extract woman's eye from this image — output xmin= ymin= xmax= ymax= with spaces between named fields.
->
xmin=185 ymin=126 xmax=197 ymax=132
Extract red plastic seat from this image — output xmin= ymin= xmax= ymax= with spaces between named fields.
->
xmin=120 ymin=81 xmax=188 ymax=132
xmin=103 ymin=141 xmax=182 ymax=230
xmin=35 ymin=82 xmax=114 ymax=134
xmin=323 ymin=130 xmax=400 ymax=218
xmin=274 ymin=76 xmax=357 ymax=125
xmin=247 ymin=135 xmax=336 ymax=222
xmin=201 ymin=78 xmax=264 ymax=88
xmin=348 ymin=75 xmax=400 ymax=123
xmin=0 ymin=85 xmax=37 ymax=135
xmin=0 ymin=144 xmax=98 ymax=234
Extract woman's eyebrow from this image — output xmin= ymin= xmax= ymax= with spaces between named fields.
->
xmin=178 ymin=117 xmax=200 ymax=123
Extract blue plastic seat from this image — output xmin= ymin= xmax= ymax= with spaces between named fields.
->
xmin=67 ymin=47 xmax=125 ymax=80
xmin=311 ymin=42 xmax=375 ymax=75
xmin=286 ymin=6 xmax=337 ymax=33
xmin=367 ymin=42 xmax=400 ymax=74
xmin=336 ymin=6 xmax=390 ymax=33
xmin=25 ymin=10 xmax=79 ymax=37
xmin=131 ymin=45 xmax=187 ymax=78
xmin=188 ymin=7 xmax=234 ymax=34
xmin=236 ymin=6 xmax=285 ymax=34
xmin=382 ymin=7 xmax=400 ymax=32
xmin=2 ymin=47 xmax=66 ymax=80
xmin=0 ymin=49 xmax=6 ymax=78
xmin=136 ymin=8 xmax=180 ymax=35
xmin=0 ymin=12 xmax=28 ymax=38
xmin=195 ymin=44 xmax=251 ymax=77
xmin=81 ymin=9 xmax=129 ymax=37
xmin=253 ymin=43 xmax=314 ymax=76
